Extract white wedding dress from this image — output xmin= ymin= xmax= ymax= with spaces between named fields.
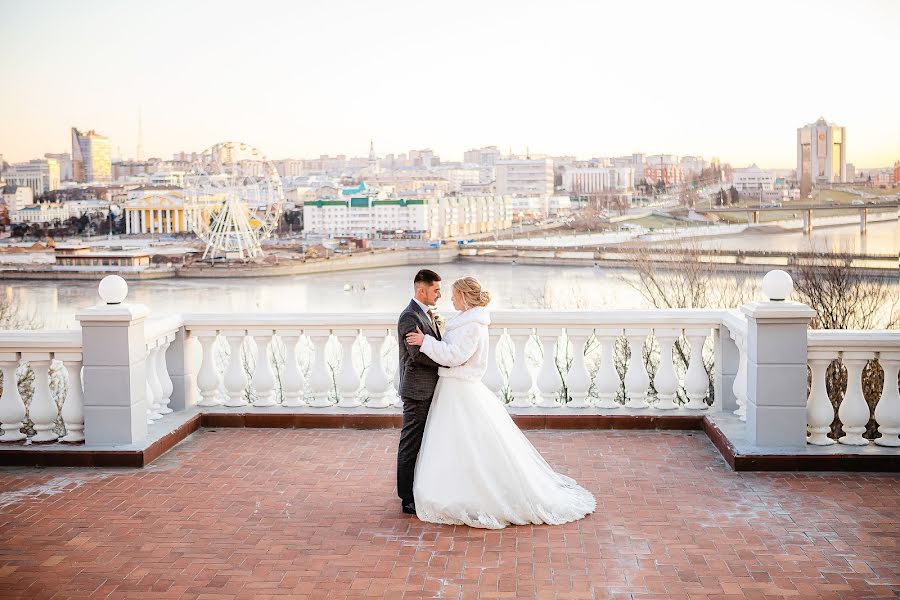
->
xmin=413 ymin=306 xmax=596 ymax=529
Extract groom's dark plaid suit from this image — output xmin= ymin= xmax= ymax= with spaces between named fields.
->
xmin=396 ymin=299 xmax=443 ymax=507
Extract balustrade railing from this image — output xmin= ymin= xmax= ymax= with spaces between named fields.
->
xmin=177 ymin=311 xmax=726 ymax=412
xmin=0 ymin=331 xmax=83 ymax=444
xmin=2 ymin=271 xmax=899 ymax=453
xmin=807 ymin=330 xmax=900 ymax=447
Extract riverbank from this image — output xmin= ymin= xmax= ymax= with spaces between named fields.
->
xmin=0 ymin=247 xmax=459 ymax=281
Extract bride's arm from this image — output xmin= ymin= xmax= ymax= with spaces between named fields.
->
xmin=420 ymin=323 xmax=480 ymax=368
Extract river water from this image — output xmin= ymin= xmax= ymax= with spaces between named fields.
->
xmin=6 ymin=221 xmax=898 ymax=329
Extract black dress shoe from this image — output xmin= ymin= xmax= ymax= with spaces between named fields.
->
xmin=401 ymin=501 xmax=416 ymax=515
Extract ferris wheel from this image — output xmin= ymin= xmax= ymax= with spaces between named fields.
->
xmin=183 ymin=142 xmax=285 ymax=260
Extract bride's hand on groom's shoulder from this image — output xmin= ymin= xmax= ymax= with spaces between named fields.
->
xmin=406 ymin=326 xmax=425 ymax=346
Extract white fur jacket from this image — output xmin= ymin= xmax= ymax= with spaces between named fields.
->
xmin=420 ymin=307 xmax=491 ymax=381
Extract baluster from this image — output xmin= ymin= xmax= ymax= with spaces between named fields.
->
xmin=481 ymin=328 xmax=504 ymax=396
xmin=653 ymin=329 xmax=679 ymax=410
xmin=222 ymin=330 xmax=249 ymax=407
xmin=25 ymin=353 xmax=58 ymax=442
xmin=392 ymin=372 xmax=403 ymax=407
xmin=335 ymin=329 xmax=362 ymax=408
xmin=157 ymin=335 xmax=175 ymax=414
xmin=250 ymin=329 xmax=277 ymax=407
xmin=278 ymin=330 xmax=305 ymax=407
xmin=838 ymin=352 xmax=871 ymax=445
xmin=58 ymin=353 xmax=85 ymax=443
xmin=146 ymin=343 xmax=164 ymax=420
xmin=0 ymin=353 xmax=27 ymax=442
xmin=594 ymin=332 xmax=621 ymax=409
xmin=506 ymin=329 xmax=534 ymax=407
xmin=807 ymin=354 xmax=836 ymax=445
xmin=307 ymin=331 xmax=334 ymax=407
xmin=391 ymin=334 xmax=403 ymax=407
xmin=535 ymin=329 xmax=562 ymax=408
xmin=874 ymin=352 xmax=900 ymax=447
xmin=623 ymin=329 xmax=650 ymax=409
xmin=730 ymin=330 xmax=748 ymax=421
xmin=564 ymin=329 xmax=593 ymax=408
xmin=144 ymin=377 xmax=155 ymax=424
xmin=195 ymin=331 xmax=222 ymax=407
xmin=364 ymin=329 xmax=391 ymax=408
xmin=684 ymin=328 xmax=710 ymax=410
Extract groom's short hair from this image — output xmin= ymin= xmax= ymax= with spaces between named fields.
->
xmin=414 ymin=269 xmax=441 ymax=287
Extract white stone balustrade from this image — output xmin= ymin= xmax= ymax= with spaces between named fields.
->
xmin=0 ymin=331 xmax=82 ymax=444
xmin=807 ymin=331 xmax=900 ymax=447
xmin=3 ymin=272 xmax=900 ymax=453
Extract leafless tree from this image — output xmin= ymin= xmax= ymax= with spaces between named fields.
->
xmin=618 ymin=239 xmax=756 ymax=310
xmin=793 ymin=253 xmax=899 ymax=330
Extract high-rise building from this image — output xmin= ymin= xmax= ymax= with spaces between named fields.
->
xmin=797 ymin=117 xmax=846 ymax=187
xmin=44 ymin=153 xmax=74 ymax=182
xmin=71 ymin=127 xmax=112 ymax=183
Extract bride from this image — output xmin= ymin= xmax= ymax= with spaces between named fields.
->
xmin=405 ymin=276 xmax=595 ymax=529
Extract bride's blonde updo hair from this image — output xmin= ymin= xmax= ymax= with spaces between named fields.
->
xmin=453 ymin=276 xmax=492 ymax=309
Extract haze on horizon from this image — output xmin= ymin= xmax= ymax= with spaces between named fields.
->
xmin=1 ymin=0 xmax=898 ymax=168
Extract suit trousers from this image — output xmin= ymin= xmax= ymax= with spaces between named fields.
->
xmin=397 ymin=395 xmax=433 ymax=504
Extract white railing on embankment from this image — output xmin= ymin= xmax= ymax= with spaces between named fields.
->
xmin=2 ymin=277 xmax=899 ymax=451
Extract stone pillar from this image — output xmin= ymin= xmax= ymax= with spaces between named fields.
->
xmin=125 ymin=211 xmax=131 ymax=235
xmin=741 ymin=271 xmax=816 ymax=447
xmin=165 ymin=327 xmax=197 ymax=411
xmin=76 ymin=283 xmax=151 ymax=446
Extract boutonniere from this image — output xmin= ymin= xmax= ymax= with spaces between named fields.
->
xmin=430 ymin=309 xmax=445 ymax=332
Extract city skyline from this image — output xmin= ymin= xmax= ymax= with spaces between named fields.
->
xmin=1 ymin=0 xmax=898 ymax=167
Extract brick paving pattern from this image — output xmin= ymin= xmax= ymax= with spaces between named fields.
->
xmin=1 ymin=429 xmax=898 ymax=599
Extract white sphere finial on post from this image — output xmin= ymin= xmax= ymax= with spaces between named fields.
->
xmin=98 ymin=275 xmax=129 ymax=305
xmin=762 ymin=269 xmax=793 ymax=302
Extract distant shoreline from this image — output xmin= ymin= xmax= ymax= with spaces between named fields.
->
xmin=0 ymin=247 xmax=459 ymax=281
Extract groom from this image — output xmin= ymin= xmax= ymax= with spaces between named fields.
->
xmin=396 ymin=269 xmax=444 ymax=515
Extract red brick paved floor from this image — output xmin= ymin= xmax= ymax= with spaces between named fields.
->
xmin=1 ymin=429 xmax=898 ymax=600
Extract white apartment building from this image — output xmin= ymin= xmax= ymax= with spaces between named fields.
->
xmin=463 ymin=146 xmax=502 ymax=167
xmin=495 ymin=157 xmax=554 ymax=197
xmin=2 ymin=184 xmax=35 ymax=211
xmin=732 ymin=164 xmax=775 ymax=193
xmin=563 ymin=167 xmax=635 ymax=194
xmin=66 ymin=200 xmax=112 ymax=218
xmin=10 ymin=203 xmax=71 ymax=224
xmin=3 ymin=158 xmax=61 ymax=195
xmin=303 ymin=195 xmax=512 ymax=240
xmin=434 ymin=167 xmax=481 ymax=191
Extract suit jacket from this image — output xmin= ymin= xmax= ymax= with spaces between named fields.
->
xmin=397 ymin=299 xmax=443 ymax=401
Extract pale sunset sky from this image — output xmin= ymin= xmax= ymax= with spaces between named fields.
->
xmin=1 ymin=0 xmax=897 ymax=167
